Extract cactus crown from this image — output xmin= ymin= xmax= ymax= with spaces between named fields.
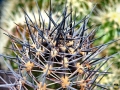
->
xmin=0 ymin=0 xmax=119 ymax=90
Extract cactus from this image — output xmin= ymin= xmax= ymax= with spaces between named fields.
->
xmin=0 ymin=0 xmax=119 ymax=90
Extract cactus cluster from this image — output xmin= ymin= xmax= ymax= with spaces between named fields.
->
xmin=0 ymin=0 xmax=119 ymax=90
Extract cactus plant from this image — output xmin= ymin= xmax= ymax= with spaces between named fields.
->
xmin=0 ymin=0 xmax=49 ymax=70
xmin=0 ymin=0 xmax=49 ymax=55
xmin=0 ymin=0 xmax=119 ymax=90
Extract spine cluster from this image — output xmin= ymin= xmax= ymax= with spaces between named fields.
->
xmin=0 ymin=0 xmax=118 ymax=90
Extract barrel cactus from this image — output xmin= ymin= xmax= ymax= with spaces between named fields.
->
xmin=0 ymin=0 xmax=119 ymax=90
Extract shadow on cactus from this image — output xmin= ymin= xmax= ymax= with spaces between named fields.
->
xmin=0 ymin=0 xmax=119 ymax=90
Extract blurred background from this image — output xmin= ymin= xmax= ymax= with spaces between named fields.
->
xmin=0 ymin=0 xmax=120 ymax=89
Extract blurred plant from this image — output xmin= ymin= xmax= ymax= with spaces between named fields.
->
xmin=0 ymin=0 xmax=119 ymax=90
xmin=91 ymin=0 xmax=120 ymax=86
